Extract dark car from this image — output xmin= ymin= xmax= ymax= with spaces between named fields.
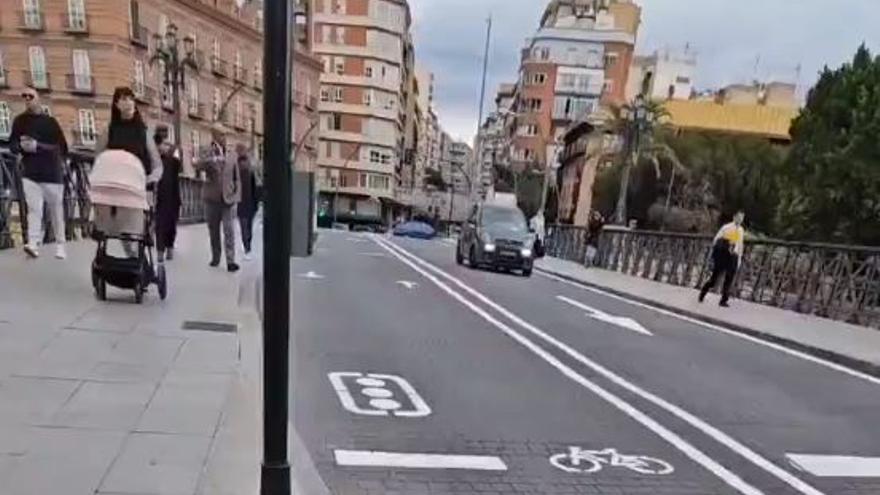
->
xmin=393 ymin=221 xmax=437 ymax=239
xmin=457 ymin=204 xmax=534 ymax=276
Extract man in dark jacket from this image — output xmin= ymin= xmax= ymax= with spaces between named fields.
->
xmin=9 ymin=86 xmax=68 ymax=259
xmin=235 ymin=144 xmax=259 ymax=261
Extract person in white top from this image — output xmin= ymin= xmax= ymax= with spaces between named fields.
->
xmin=699 ymin=211 xmax=746 ymax=307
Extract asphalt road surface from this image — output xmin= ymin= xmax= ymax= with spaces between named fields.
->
xmin=290 ymin=230 xmax=880 ymax=495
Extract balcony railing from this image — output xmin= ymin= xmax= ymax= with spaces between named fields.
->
xmin=129 ymin=24 xmax=150 ymax=48
xmin=66 ymin=74 xmax=95 ymax=95
xmin=188 ymin=102 xmax=206 ymax=120
xmin=61 ymin=12 xmax=88 ymax=33
xmin=233 ymin=115 xmax=248 ymax=131
xmin=233 ymin=65 xmax=248 ymax=83
xmin=253 ymin=75 xmax=263 ymax=92
xmin=19 ymin=9 xmax=44 ymax=31
xmin=133 ymin=84 xmax=157 ymax=105
xmin=24 ymin=71 xmax=51 ymax=92
xmin=210 ymin=56 xmax=228 ymax=78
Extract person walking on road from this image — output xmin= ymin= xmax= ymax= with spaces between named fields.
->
xmin=154 ymin=126 xmax=182 ymax=263
xmin=195 ymin=125 xmax=240 ymax=273
xmin=699 ymin=211 xmax=746 ymax=307
xmin=9 ymin=86 xmax=69 ymax=259
xmin=236 ymin=144 xmax=259 ymax=261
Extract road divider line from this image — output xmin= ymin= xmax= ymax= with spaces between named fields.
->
xmin=334 ymin=450 xmax=508 ymax=471
xmin=787 ymin=453 xmax=880 ymax=477
xmin=557 ymin=295 xmax=653 ymax=336
xmin=370 ymin=235 xmax=765 ymax=495
xmin=375 ymin=235 xmax=825 ymax=495
xmin=538 ymin=271 xmax=880 ymax=388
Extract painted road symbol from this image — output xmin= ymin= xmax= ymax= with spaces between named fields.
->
xmin=328 ymin=372 xmax=431 ymax=417
xmin=550 ymin=447 xmax=674 ymax=475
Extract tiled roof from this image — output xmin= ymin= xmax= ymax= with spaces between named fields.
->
xmin=663 ymin=100 xmax=798 ymax=141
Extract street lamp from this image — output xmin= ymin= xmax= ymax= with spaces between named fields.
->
xmin=613 ymin=94 xmax=656 ymax=225
xmin=150 ymin=23 xmax=198 ymax=153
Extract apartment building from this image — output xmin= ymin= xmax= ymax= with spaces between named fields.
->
xmin=507 ymin=0 xmax=640 ymax=172
xmin=312 ymin=0 xmax=413 ymax=225
xmin=474 ymin=83 xmax=516 ymax=199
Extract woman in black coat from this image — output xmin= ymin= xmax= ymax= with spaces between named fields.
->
xmin=153 ymin=127 xmax=181 ymax=261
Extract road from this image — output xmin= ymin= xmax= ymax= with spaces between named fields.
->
xmin=290 ymin=230 xmax=880 ymax=495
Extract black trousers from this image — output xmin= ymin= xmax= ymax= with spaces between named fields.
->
xmin=239 ymin=211 xmax=255 ymax=252
xmin=700 ymin=251 xmax=738 ymax=303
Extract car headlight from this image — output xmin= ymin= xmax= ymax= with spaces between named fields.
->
xmin=521 ymin=248 xmax=533 ymax=258
xmin=484 ymin=243 xmax=496 ymax=252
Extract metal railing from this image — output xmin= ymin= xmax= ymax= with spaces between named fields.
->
xmin=546 ymin=225 xmax=880 ymax=329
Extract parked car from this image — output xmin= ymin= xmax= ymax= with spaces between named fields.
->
xmin=457 ymin=203 xmax=534 ymax=277
xmin=393 ymin=221 xmax=436 ymax=239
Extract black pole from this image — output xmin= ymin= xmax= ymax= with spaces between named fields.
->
xmin=261 ymin=0 xmax=292 ymax=494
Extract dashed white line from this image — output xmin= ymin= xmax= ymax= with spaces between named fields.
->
xmin=334 ymin=450 xmax=508 ymax=471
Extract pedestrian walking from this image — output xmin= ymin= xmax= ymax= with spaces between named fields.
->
xmin=195 ymin=125 xmax=240 ymax=273
xmin=154 ymin=126 xmax=181 ymax=263
xmin=235 ymin=144 xmax=259 ymax=261
xmin=9 ymin=86 xmax=69 ymax=259
xmin=699 ymin=211 xmax=746 ymax=307
xmin=97 ymin=87 xmax=163 ymax=258
xmin=530 ymin=211 xmax=546 ymax=258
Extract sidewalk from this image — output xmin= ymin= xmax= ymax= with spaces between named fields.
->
xmin=536 ymin=257 xmax=880 ymax=375
xmin=0 ymin=225 xmax=262 ymax=495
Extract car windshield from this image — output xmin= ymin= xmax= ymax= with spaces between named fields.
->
xmin=482 ymin=206 xmax=528 ymax=233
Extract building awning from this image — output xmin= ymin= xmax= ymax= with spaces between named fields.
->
xmin=663 ymin=100 xmax=798 ymax=141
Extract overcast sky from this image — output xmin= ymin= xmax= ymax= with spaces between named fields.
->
xmin=410 ymin=0 xmax=880 ymax=143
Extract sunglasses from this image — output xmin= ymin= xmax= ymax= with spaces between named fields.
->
xmin=21 ymin=94 xmax=36 ymax=101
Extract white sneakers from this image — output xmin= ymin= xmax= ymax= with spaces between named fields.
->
xmin=23 ymin=244 xmax=66 ymax=260
xmin=243 ymin=251 xmax=253 ymax=261
xmin=55 ymin=245 xmax=67 ymax=260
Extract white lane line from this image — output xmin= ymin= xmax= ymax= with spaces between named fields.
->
xmin=334 ymin=450 xmax=508 ymax=471
xmin=557 ymin=295 xmax=653 ymax=336
xmin=787 ymin=454 xmax=880 ymax=477
xmin=538 ymin=271 xmax=880 ymax=388
xmin=369 ymin=236 xmax=764 ymax=495
xmin=298 ymin=271 xmax=325 ymax=280
xmin=396 ymin=280 xmax=419 ymax=290
xmin=375 ymin=236 xmax=826 ymax=495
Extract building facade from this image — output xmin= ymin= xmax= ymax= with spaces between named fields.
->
xmin=0 ymin=0 xmax=285 ymax=175
xmin=312 ymin=0 xmax=413 ymax=225
xmin=626 ymin=46 xmax=697 ymax=101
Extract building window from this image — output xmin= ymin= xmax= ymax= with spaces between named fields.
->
xmin=518 ymin=124 xmax=538 ymax=136
xmin=363 ymin=89 xmax=372 ymax=106
xmin=67 ymin=0 xmax=87 ymax=30
xmin=331 ymin=0 xmax=344 ymax=14
xmin=326 ymin=113 xmax=342 ymax=130
xmin=255 ymin=9 xmax=263 ymax=32
xmin=332 ymin=87 xmax=343 ymax=102
xmin=604 ymin=52 xmax=619 ymax=69
xmin=334 ymin=57 xmax=345 ymax=75
xmin=133 ymin=60 xmax=145 ymax=96
xmin=158 ymin=13 xmax=168 ymax=37
xmin=188 ymin=82 xmax=199 ymax=112
xmin=189 ymin=130 xmax=200 ymax=158
xmin=529 ymin=73 xmax=546 ymax=85
xmin=0 ymin=102 xmax=10 ymax=138
xmin=254 ymin=60 xmax=262 ymax=87
xmin=365 ymin=66 xmax=373 ymax=78
xmin=78 ymin=109 xmax=97 ymax=145
xmin=23 ymin=0 xmax=41 ymax=28
xmin=213 ymin=87 xmax=222 ymax=120
xmin=369 ymin=150 xmax=391 ymax=164
xmin=28 ymin=46 xmax=47 ymax=88
xmin=72 ymin=49 xmax=91 ymax=90
xmin=675 ymin=76 xmax=691 ymax=84
xmin=320 ymin=88 xmax=329 ymax=102
xmin=526 ymin=98 xmax=542 ymax=112
xmin=235 ymin=50 xmax=242 ymax=79
xmin=603 ymin=79 xmax=614 ymax=93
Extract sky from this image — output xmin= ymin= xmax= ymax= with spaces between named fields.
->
xmin=409 ymin=0 xmax=880 ymax=143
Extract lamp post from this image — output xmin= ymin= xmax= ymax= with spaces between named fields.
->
xmin=613 ymin=94 xmax=655 ymax=225
xmin=150 ymin=23 xmax=197 ymax=152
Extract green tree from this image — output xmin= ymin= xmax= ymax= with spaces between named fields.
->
xmin=779 ymin=44 xmax=880 ymax=245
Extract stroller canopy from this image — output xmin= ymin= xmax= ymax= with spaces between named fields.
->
xmin=90 ymin=150 xmax=148 ymax=210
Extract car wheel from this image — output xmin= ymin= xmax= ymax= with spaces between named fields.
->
xmin=455 ymin=242 xmax=464 ymax=265
xmin=468 ymin=245 xmax=479 ymax=269
xmin=522 ymin=267 xmax=533 ymax=277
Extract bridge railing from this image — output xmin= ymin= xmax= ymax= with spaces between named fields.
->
xmin=546 ymin=224 xmax=880 ymax=329
xmin=0 ymin=144 xmax=206 ymax=248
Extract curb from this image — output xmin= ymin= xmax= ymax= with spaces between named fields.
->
xmin=535 ymin=266 xmax=880 ymax=381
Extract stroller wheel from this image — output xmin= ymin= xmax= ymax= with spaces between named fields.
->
xmin=134 ymin=281 xmax=144 ymax=304
xmin=157 ymin=265 xmax=168 ymax=301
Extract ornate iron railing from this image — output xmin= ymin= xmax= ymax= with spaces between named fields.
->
xmin=546 ymin=224 xmax=880 ymax=329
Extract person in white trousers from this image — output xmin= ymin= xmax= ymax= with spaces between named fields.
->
xmin=9 ymin=87 xmax=69 ymax=259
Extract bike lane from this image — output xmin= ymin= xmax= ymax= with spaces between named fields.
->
xmin=391 ymin=237 xmax=880 ymax=495
xmin=290 ymin=231 xmax=748 ymax=494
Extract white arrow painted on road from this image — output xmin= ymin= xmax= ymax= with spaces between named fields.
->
xmin=298 ymin=271 xmax=325 ymax=280
xmin=787 ymin=454 xmax=880 ymax=477
xmin=557 ymin=295 xmax=653 ymax=336
xmin=396 ymin=281 xmax=418 ymax=290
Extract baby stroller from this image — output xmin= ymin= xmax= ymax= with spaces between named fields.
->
xmin=89 ymin=150 xmax=167 ymax=303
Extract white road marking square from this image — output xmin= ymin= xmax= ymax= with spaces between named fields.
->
xmin=334 ymin=449 xmax=508 ymax=471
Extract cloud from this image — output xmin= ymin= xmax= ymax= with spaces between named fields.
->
xmin=411 ymin=0 xmax=880 ymax=143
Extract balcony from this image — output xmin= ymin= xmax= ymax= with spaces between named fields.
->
xmin=133 ymin=84 xmax=157 ymax=105
xmin=233 ymin=115 xmax=248 ymax=132
xmin=71 ymin=128 xmax=99 ymax=149
xmin=24 ymin=71 xmax=51 ymax=92
xmin=0 ymin=68 xmax=8 ymax=89
xmin=19 ymin=10 xmax=44 ymax=31
xmin=188 ymin=101 xmax=206 ymax=120
xmin=233 ymin=65 xmax=248 ymax=84
xmin=61 ymin=12 xmax=88 ymax=34
xmin=129 ymin=24 xmax=150 ymax=48
xmin=66 ymin=74 xmax=95 ymax=95
xmin=210 ymin=56 xmax=228 ymax=78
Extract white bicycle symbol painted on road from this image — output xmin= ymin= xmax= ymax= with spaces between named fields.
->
xmin=550 ymin=447 xmax=674 ymax=475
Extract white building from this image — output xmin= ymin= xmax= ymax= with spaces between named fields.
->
xmin=626 ymin=46 xmax=697 ymax=101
